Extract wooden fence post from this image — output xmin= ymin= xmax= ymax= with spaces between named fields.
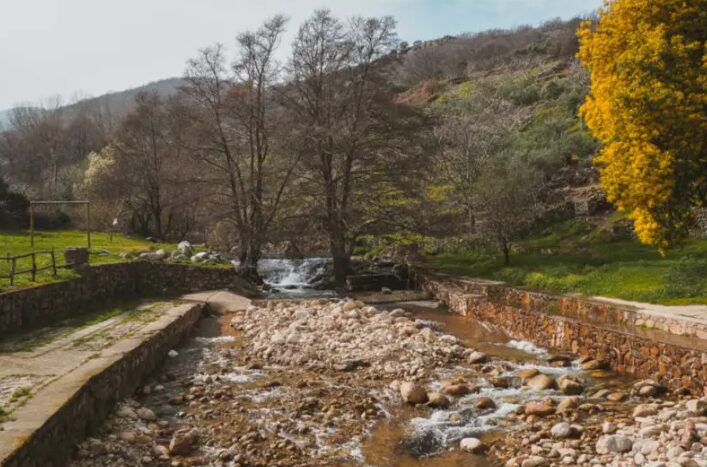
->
xmin=10 ymin=257 xmax=16 ymax=286
xmin=31 ymin=253 xmax=36 ymax=281
xmin=51 ymin=249 xmax=57 ymax=276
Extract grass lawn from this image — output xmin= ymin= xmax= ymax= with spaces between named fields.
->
xmin=424 ymin=219 xmax=707 ymax=305
xmin=0 ymin=229 xmax=173 ymax=292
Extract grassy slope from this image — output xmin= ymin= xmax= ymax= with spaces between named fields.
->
xmin=0 ymin=230 xmax=172 ymax=292
xmin=424 ymin=219 xmax=707 ymax=305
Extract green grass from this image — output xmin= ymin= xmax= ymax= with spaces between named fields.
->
xmin=424 ymin=219 xmax=707 ymax=305
xmin=0 ymin=229 xmax=173 ymax=292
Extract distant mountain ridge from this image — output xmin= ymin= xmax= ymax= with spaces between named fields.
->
xmin=0 ymin=77 xmax=184 ymax=129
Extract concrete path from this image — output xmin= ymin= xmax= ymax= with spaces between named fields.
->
xmin=592 ymin=296 xmax=707 ymax=326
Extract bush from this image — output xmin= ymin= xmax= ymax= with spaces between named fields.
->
xmin=0 ymin=177 xmax=29 ymax=227
xmin=663 ymin=256 xmax=707 ymax=298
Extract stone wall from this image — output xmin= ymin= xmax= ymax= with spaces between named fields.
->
xmin=415 ymin=271 xmax=707 ymax=392
xmin=0 ymin=303 xmax=204 ymax=467
xmin=0 ymin=262 xmax=257 ymax=339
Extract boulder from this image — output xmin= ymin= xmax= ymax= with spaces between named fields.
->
xmin=474 ymin=397 xmax=496 ymax=410
xmin=521 ymin=456 xmax=548 ymax=467
xmin=551 ymin=422 xmax=578 ymax=439
xmin=426 ymin=392 xmax=450 ymax=409
xmin=468 ymin=351 xmax=488 ymax=364
xmin=400 ymin=381 xmax=428 ymax=404
xmin=633 ymin=403 xmax=658 ymax=418
xmin=595 ymin=435 xmax=632 ymax=454
xmin=136 ymin=407 xmax=157 ymax=421
xmin=525 ymin=374 xmax=555 ymax=391
xmin=685 ymin=399 xmax=707 ymax=416
xmin=557 ymin=375 xmax=584 ymax=395
xmin=517 ymin=368 xmax=540 ymax=381
xmin=524 ymin=399 xmax=555 ymax=416
xmin=177 ymin=241 xmax=193 ymax=257
xmin=441 ymin=383 xmax=474 ymax=397
xmin=459 ymin=437 xmax=486 ymax=454
xmin=580 ymin=359 xmax=608 ymax=370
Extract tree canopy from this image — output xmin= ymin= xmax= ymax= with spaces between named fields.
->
xmin=578 ymin=0 xmax=707 ymax=248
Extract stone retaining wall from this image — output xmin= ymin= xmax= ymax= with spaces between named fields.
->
xmin=0 ymin=302 xmax=205 ymax=467
xmin=416 ymin=271 xmax=707 ymax=392
xmin=0 ymin=262 xmax=256 ymax=339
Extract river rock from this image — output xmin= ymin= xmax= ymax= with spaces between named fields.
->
xmin=633 ymin=403 xmax=658 ymax=418
xmin=686 ymin=399 xmax=707 ymax=416
xmin=550 ymin=422 xmax=574 ymax=439
xmin=460 ymin=437 xmax=486 ymax=453
xmin=580 ymin=359 xmax=608 ymax=370
xmin=521 ymin=456 xmax=548 ymax=467
xmin=557 ymin=396 xmax=580 ymax=413
xmin=475 ymin=397 xmax=496 ymax=410
xmin=468 ymin=351 xmax=488 ymax=364
xmin=524 ymin=399 xmax=554 ymax=416
xmin=525 ymin=374 xmax=555 ymax=391
xmin=517 ymin=368 xmax=540 ymax=381
xmin=557 ymin=375 xmax=584 ymax=395
xmin=427 ymin=392 xmax=450 ymax=409
xmin=136 ymin=407 xmax=157 ymax=421
xmin=442 ymin=383 xmax=474 ymax=397
xmin=595 ymin=435 xmax=633 ymax=454
xmin=400 ymin=382 xmax=428 ymax=404
xmin=169 ymin=429 xmax=199 ymax=456
xmin=602 ymin=421 xmax=617 ymax=434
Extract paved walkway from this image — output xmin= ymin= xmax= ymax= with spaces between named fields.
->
xmin=592 ymin=296 xmax=707 ymax=326
xmin=0 ymin=290 xmax=250 ymax=421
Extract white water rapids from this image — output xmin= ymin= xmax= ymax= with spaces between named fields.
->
xmin=258 ymin=257 xmax=334 ymax=296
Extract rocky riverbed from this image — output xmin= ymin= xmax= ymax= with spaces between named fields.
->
xmin=70 ymin=299 xmax=707 ymax=467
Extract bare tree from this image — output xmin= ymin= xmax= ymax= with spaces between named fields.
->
xmin=183 ymin=15 xmax=293 ymax=280
xmin=287 ymin=10 xmax=398 ymax=283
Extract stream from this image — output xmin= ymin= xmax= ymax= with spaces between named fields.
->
xmin=69 ymin=260 xmax=680 ymax=467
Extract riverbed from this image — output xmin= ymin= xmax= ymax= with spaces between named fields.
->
xmin=66 ymin=290 xmax=707 ymax=467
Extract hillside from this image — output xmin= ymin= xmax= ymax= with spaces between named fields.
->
xmin=0 ymin=77 xmax=183 ymax=129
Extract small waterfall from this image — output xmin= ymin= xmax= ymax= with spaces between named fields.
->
xmin=258 ymin=257 xmax=333 ymax=296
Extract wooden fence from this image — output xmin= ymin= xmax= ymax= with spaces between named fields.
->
xmin=0 ymin=250 xmax=73 ymax=286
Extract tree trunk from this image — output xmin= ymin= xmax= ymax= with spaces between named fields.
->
xmin=500 ymin=236 xmax=510 ymax=265
xmin=237 ymin=237 xmax=263 ymax=284
xmin=330 ymin=231 xmax=350 ymax=286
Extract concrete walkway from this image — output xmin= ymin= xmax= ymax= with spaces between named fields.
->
xmin=591 ymin=296 xmax=707 ymax=341
xmin=0 ymin=289 xmax=251 ymax=466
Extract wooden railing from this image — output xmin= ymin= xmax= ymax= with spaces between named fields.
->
xmin=0 ymin=250 xmax=73 ymax=286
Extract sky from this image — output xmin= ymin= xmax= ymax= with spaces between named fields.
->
xmin=0 ymin=0 xmax=603 ymax=110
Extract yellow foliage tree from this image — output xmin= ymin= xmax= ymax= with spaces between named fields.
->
xmin=578 ymin=0 xmax=706 ymax=248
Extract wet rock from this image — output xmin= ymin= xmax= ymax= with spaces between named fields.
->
xmin=426 ymin=392 xmax=450 ymax=409
xmin=168 ymin=350 xmax=179 ymax=358
xmin=460 ymin=437 xmax=487 ymax=454
xmin=468 ymin=351 xmax=488 ymax=364
xmin=516 ymin=368 xmax=540 ymax=381
xmin=580 ymin=359 xmax=608 ymax=370
xmin=524 ymin=399 xmax=554 ymax=417
xmin=595 ymin=435 xmax=632 ymax=454
xmin=488 ymin=376 xmax=512 ymax=388
xmin=118 ymin=431 xmax=136 ymax=443
xmin=557 ymin=375 xmax=584 ymax=395
xmin=400 ymin=381 xmax=428 ymax=404
xmin=475 ymin=397 xmax=496 ymax=410
xmin=606 ymin=391 xmax=626 ymax=401
xmin=525 ymin=374 xmax=555 ymax=391
xmin=441 ymin=383 xmax=474 ymax=397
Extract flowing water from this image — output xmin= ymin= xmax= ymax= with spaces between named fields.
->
xmin=258 ymin=257 xmax=335 ymax=297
